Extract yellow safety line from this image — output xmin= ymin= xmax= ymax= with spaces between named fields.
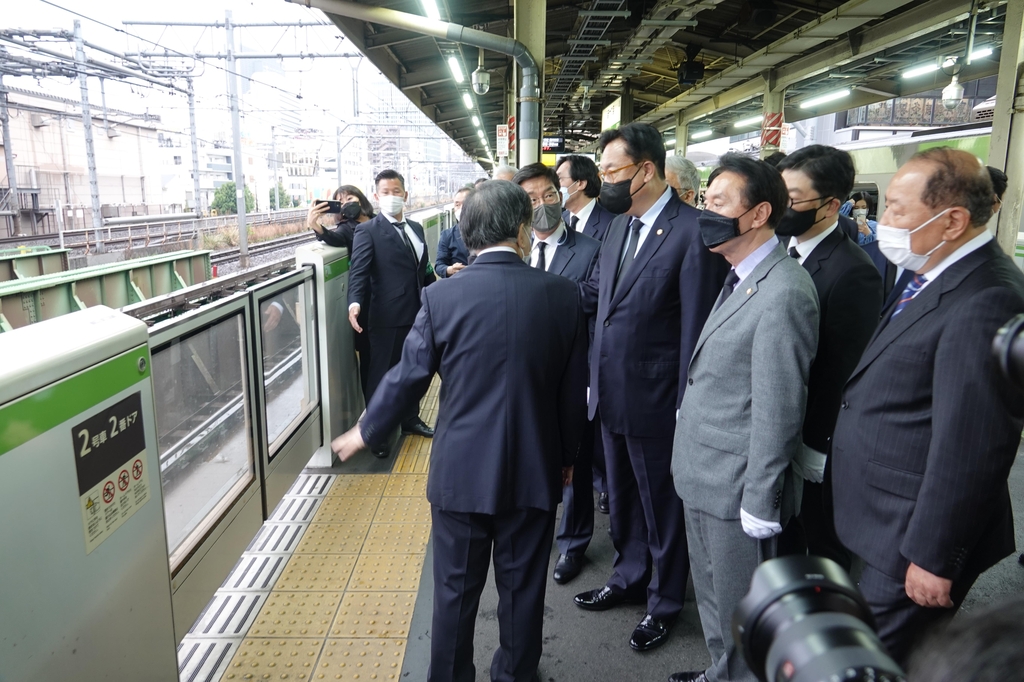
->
xmin=220 ymin=382 xmax=438 ymax=682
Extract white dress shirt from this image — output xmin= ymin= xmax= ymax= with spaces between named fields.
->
xmin=788 ymin=221 xmax=838 ymax=265
xmin=530 ymin=221 xmax=567 ymax=271
xmin=477 ymin=245 xmax=518 ymax=256
xmin=570 ymin=198 xmax=597 ymax=232
xmin=734 ymin=235 xmax=781 ymax=286
xmin=619 ymin=186 xmax=673 ymax=264
xmin=385 ymin=213 xmax=425 ymax=261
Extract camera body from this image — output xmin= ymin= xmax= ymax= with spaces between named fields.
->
xmin=941 ymin=78 xmax=964 ymax=111
xmin=993 ymin=313 xmax=1024 ymax=389
xmin=472 ymin=68 xmax=490 ymax=95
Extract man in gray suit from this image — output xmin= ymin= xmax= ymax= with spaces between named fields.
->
xmin=669 ymin=154 xmax=820 ymax=682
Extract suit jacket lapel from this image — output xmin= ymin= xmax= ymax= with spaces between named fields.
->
xmin=692 ymin=245 xmax=786 ymax=360
xmin=377 ymin=214 xmax=412 ymax=265
xmin=599 ymin=216 xmax=629 ymax=310
xmin=608 ymin=200 xmax=678 ymax=310
xmin=548 ymin=228 xmax=575 ymax=277
xmin=802 ymin=228 xmax=843 ymax=279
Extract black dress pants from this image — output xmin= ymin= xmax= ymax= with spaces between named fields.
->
xmin=429 ymin=506 xmax=556 ymax=682
xmin=366 ymin=324 xmax=417 ymax=425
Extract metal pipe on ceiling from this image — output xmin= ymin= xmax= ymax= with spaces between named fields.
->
xmin=285 ymin=0 xmax=541 ymax=165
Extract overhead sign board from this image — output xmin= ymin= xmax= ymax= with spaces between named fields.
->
xmin=542 ymin=136 xmax=564 ymax=153
xmin=496 ymin=124 xmax=509 ymax=156
xmin=602 ymin=97 xmax=622 ymax=131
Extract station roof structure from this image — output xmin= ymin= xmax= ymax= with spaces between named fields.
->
xmin=320 ymin=0 xmax=1009 ymax=160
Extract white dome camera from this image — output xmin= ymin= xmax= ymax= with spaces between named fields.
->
xmin=472 ymin=68 xmax=490 ymax=95
xmin=942 ymin=76 xmax=964 ymax=111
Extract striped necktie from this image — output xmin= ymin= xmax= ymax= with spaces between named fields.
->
xmin=890 ymin=273 xmax=927 ymax=318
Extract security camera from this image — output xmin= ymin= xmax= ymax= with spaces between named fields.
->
xmin=581 ymin=96 xmax=591 ymax=112
xmin=942 ymin=75 xmax=964 ymax=111
xmin=472 ymin=68 xmax=490 ymax=95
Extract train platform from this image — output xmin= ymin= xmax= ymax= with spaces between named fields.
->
xmin=176 ymin=376 xmax=1024 ymax=682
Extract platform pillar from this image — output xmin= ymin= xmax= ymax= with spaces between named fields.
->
xmin=674 ymin=110 xmax=689 ymax=158
xmin=989 ymin=0 xmax=1024 ymax=256
xmin=760 ymin=72 xmax=785 ymax=160
xmin=513 ymin=0 xmax=544 ymax=166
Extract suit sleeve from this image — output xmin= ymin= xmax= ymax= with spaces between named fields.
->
xmin=558 ymin=290 xmax=590 ymax=467
xmin=435 ymin=228 xmax=453 ymax=278
xmin=804 ymin=261 xmax=883 ymax=452
xmin=316 ymin=222 xmax=352 ymax=250
xmin=347 ymin=225 xmax=373 ymax=308
xmin=579 ymin=245 xmax=601 ymax=318
xmin=359 ymin=289 xmax=441 ymax=450
xmin=584 ymin=242 xmax=601 ymax=281
xmin=677 ymin=233 xmax=729 ymax=408
xmin=901 ymin=288 xmax=1024 ymax=579
xmin=743 ymin=280 xmax=819 ymax=523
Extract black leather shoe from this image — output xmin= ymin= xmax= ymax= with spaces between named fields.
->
xmin=553 ymin=554 xmax=582 ymax=584
xmin=668 ymin=672 xmax=708 ymax=682
xmin=597 ymin=492 xmax=610 ymax=514
xmin=629 ymin=614 xmax=670 ymax=652
xmin=573 ymin=586 xmax=632 ymax=611
xmin=371 ymin=446 xmax=389 ymax=459
xmin=401 ymin=417 xmax=434 ymax=438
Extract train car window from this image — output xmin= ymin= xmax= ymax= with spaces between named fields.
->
xmin=152 ymin=312 xmax=255 ymax=563
xmin=259 ymin=278 xmax=318 ymax=459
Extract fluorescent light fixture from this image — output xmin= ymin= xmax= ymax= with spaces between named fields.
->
xmin=733 ymin=114 xmax=763 ymax=128
xmin=799 ymin=88 xmax=851 ymax=109
xmin=903 ymin=62 xmax=939 ymax=79
xmin=472 ymin=115 xmax=480 ymax=127
xmin=477 ymin=129 xmax=485 ymax=139
xmin=462 ymin=92 xmax=473 ymax=109
xmin=691 ymin=129 xmax=713 ymax=139
xmin=665 ymin=138 xmax=676 ymax=147
xmin=970 ymin=47 xmax=993 ymax=60
xmin=447 ymin=57 xmax=465 ymax=83
xmin=421 ymin=0 xmax=441 ymax=20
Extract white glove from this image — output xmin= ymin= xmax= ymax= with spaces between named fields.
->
xmin=740 ymin=508 xmax=782 ymax=539
xmin=791 ymin=444 xmax=827 ymax=484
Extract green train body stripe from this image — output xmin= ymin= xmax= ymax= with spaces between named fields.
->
xmin=324 ymin=256 xmax=350 ymax=282
xmin=0 ymin=345 xmax=151 ymax=458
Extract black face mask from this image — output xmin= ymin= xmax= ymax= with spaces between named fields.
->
xmin=697 ymin=206 xmax=757 ymax=248
xmin=598 ymin=165 xmax=645 ymax=214
xmin=775 ymin=198 xmax=829 ymax=238
xmin=340 ymin=201 xmax=363 ymax=222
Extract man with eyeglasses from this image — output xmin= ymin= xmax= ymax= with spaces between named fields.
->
xmin=574 ymin=123 xmax=729 ymax=653
xmin=556 ymin=155 xmax=617 ymax=241
xmin=514 ymin=163 xmax=601 ymax=586
xmin=773 ymin=145 xmax=883 ymax=570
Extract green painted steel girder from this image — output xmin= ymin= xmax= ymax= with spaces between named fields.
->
xmin=0 ymin=248 xmax=71 ymax=283
xmin=0 ymin=250 xmax=211 ymax=332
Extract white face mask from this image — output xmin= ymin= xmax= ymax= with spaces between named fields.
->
xmin=378 ymin=194 xmax=405 ymax=217
xmin=560 ymin=182 xmax=579 ymax=206
xmin=852 ymin=208 xmax=868 ymax=219
xmin=454 ymin=208 xmax=462 ymax=222
xmin=876 ymin=208 xmax=950 ymax=272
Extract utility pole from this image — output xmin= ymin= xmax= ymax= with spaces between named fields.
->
xmin=271 ymin=125 xmax=278 ymax=211
xmin=0 ymin=75 xmax=24 ymax=236
xmin=73 ymin=20 xmax=104 ymax=251
xmin=187 ymin=78 xmax=202 ymax=215
xmin=336 ymin=126 xmax=342 ymax=190
xmin=225 ymin=10 xmax=248 ymax=268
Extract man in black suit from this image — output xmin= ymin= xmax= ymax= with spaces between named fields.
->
xmin=574 ymin=122 xmax=729 ymax=652
xmin=556 ymin=154 xmax=617 ymax=241
xmin=436 ymin=186 xmax=472 ymax=278
xmin=774 ymin=145 xmax=884 ymax=570
xmin=332 ymin=180 xmax=589 ymax=682
xmin=556 ymin=154 xmax=617 ymax=516
xmin=347 ymin=169 xmax=436 ymax=446
xmin=832 ymin=148 xmax=1024 ymax=664
xmin=514 ymin=163 xmax=601 ymax=585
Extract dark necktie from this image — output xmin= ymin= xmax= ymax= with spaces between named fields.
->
xmin=614 ymin=219 xmax=644 ymax=291
xmin=890 ymin=274 xmax=927 ymax=319
xmin=535 ymin=242 xmax=547 ymax=270
xmin=396 ymin=222 xmax=417 ymax=265
xmin=788 ymin=246 xmax=800 ymax=259
xmin=713 ymin=269 xmax=740 ymax=312
xmin=569 ymin=215 xmax=580 ymax=232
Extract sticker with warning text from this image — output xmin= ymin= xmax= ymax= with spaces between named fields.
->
xmin=73 ymin=391 xmax=151 ymax=554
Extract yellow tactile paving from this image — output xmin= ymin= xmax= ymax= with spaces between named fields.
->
xmin=348 ymin=554 xmax=426 ymax=591
xmin=249 ymin=592 xmax=343 ymax=638
xmin=277 ymin=554 xmax=358 ymax=592
xmin=362 ymin=524 xmax=431 ymax=554
xmin=328 ymin=475 xmax=389 ymax=498
xmin=330 ymin=592 xmax=415 ymax=639
xmin=314 ymin=638 xmax=405 ymax=681
xmin=382 ymin=474 xmax=427 ymax=497
xmin=220 ymin=637 xmax=324 ymax=681
xmin=220 ymin=387 xmax=439 ymax=679
xmin=373 ymin=496 xmax=431 ymax=524
xmin=296 ymin=523 xmax=371 ymax=554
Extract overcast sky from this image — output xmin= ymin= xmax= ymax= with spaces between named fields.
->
xmin=3 ymin=0 xmax=411 ymax=143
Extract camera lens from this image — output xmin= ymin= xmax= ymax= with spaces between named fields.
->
xmin=733 ymin=556 xmax=905 ymax=682
xmin=993 ymin=313 xmax=1024 ymax=390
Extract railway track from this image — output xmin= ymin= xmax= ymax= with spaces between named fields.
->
xmin=211 ymin=232 xmax=317 ymax=265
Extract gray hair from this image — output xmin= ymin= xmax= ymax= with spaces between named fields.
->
xmin=665 ymin=155 xmax=701 ymax=193
xmin=494 ymin=164 xmax=519 ymax=181
xmin=460 ymin=180 xmax=531 ymax=250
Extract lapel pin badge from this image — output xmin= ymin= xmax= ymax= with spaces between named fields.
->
xmin=746 ymin=288 xmax=752 ymax=295
xmin=656 ymin=229 xmax=663 ymax=235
